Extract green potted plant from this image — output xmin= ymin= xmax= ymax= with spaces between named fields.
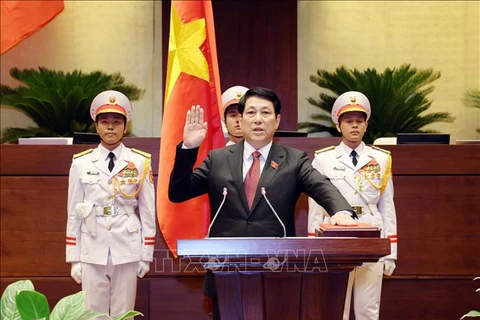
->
xmin=462 ymin=88 xmax=480 ymax=133
xmin=298 ymin=64 xmax=455 ymax=144
xmin=0 ymin=67 xmax=144 ymax=144
xmin=1 ymin=280 xmax=142 ymax=320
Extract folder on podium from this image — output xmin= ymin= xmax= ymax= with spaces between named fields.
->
xmin=315 ymin=223 xmax=380 ymax=238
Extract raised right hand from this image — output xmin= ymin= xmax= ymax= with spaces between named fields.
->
xmin=183 ymin=105 xmax=208 ymax=148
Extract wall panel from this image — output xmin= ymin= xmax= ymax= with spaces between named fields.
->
xmin=1 ymin=140 xmax=479 ymax=319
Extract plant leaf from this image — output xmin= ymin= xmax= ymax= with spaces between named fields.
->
xmin=1 ymin=66 xmax=144 ymax=143
xmin=111 ymin=311 xmax=144 ymax=320
xmin=461 ymin=310 xmax=480 ymax=319
xmin=49 ymin=291 xmax=106 ymax=320
xmin=1 ymin=280 xmax=35 ymax=320
xmin=302 ymin=64 xmax=455 ymax=144
xmin=15 ymin=291 xmax=50 ymax=320
xmin=462 ymin=89 xmax=480 ymax=109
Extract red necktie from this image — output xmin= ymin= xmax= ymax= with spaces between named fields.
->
xmin=244 ymin=151 xmax=261 ymax=210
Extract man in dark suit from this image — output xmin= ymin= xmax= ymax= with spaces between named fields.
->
xmin=168 ymin=87 xmax=356 ymax=319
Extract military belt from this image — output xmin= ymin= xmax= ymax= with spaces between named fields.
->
xmin=352 ymin=204 xmax=378 ymax=216
xmin=352 ymin=206 xmax=365 ymax=216
xmin=94 ymin=205 xmax=134 ymax=217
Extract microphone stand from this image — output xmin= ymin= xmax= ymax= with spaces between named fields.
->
xmin=261 ymin=187 xmax=286 ymax=238
xmin=206 ymin=187 xmax=227 ymax=238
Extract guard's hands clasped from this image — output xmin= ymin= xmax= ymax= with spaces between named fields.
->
xmin=183 ymin=105 xmax=208 ymax=149
xmin=71 ymin=262 xmax=82 ymax=284
xmin=137 ymin=260 xmax=150 ymax=278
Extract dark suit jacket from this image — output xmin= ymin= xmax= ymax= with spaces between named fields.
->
xmin=169 ymin=140 xmax=352 ymax=296
xmin=169 ymin=140 xmax=352 ymax=237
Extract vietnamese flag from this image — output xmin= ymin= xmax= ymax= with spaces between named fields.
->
xmin=1 ymin=0 xmax=64 ymax=54
xmin=157 ymin=0 xmax=225 ymax=256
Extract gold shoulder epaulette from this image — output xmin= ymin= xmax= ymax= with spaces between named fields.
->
xmin=372 ymin=145 xmax=391 ymax=154
xmin=73 ymin=148 xmax=93 ymax=159
xmin=132 ymin=148 xmax=151 ymax=158
xmin=315 ymin=146 xmax=335 ymax=154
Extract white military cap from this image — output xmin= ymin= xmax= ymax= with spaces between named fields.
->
xmin=90 ymin=90 xmax=133 ymax=121
xmin=331 ymin=91 xmax=371 ymax=124
xmin=221 ymin=85 xmax=248 ymax=116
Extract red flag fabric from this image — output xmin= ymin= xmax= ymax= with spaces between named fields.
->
xmin=1 ymin=0 xmax=64 ymax=54
xmin=157 ymin=0 xmax=225 ymax=256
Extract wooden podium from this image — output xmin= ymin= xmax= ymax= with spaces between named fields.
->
xmin=178 ymin=237 xmax=390 ymax=320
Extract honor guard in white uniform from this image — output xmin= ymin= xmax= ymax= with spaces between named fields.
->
xmin=221 ymin=85 xmax=248 ymax=146
xmin=307 ymin=91 xmax=397 ymax=320
xmin=66 ymin=90 xmax=156 ymax=318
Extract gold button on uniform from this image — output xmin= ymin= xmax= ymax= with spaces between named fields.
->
xmin=107 ymin=226 xmax=112 ymax=231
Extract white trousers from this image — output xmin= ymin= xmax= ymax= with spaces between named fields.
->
xmin=343 ymin=261 xmax=384 ymax=320
xmin=81 ymin=255 xmax=138 ymax=319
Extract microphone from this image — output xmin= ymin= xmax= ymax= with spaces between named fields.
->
xmin=261 ymin=187 xmax=286 ymax=238
xmin=207 ymin=187 xmax=227 ymax=238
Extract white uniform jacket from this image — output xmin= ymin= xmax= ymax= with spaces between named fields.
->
xmin=308 ymin=142 xmax=397 ymax=260
xmin=66 ymin=143 xmax=156 ymax=265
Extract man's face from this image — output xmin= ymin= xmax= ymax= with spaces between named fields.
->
xmin=240 ymin=96 xmax=280 ymax=149
xmin=224 ymin=105 xmax=243 ymax=138
xmin=337 ymin=111 xmax=367 ymax=144
xmin=95 ymin=113 xmax=126 ymax=149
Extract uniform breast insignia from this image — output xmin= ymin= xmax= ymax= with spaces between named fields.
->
xmin=361 ymin=158 xmax=382 ymax=179
xmin=132 ymin=148 xmax=151 ymax=158
xmin=361 ymin=156 xmax=391 ymax=193
xmin=73 ymin=149 xmax=93 ymax=159
xmin=114 ymin=149 xmax=152 ymax=198
xmin=119 ymin=162 xmax=139 ymax=184
xmin=315 ymin=146 xmax=335 ymax=154
xmin=372 ymin=145 xmax=391 ymax=154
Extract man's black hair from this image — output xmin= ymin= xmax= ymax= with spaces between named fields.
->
xmin=238 ymin=87 xmax=281 ymax=116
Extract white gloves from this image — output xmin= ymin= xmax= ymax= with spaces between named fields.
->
xmin=71 ymin=262 xmax=82 ymax=284
xmin=383 ymin=259 xmax=396 ymax=276
xmin=71 ymin=261 xmax=150 ymax=282
xmin=137 ymin=261 xmax=150 ymax=278
xmin=75 ymin=203 xmax=96 ymax=236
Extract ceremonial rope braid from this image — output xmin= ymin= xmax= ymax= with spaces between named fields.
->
xmin=364 ymin=154 xmax=392 ymax=194
xmin=114 ymin=157 xmax=151 ymax=199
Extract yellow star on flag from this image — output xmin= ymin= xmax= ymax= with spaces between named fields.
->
xmin=165 ymin=5 xmax=209 ymax=105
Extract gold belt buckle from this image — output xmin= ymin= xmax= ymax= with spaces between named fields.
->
xmin=103 ymin=205 xmax=118 ymax=216
xmin=352 ymin=206 xmax=363 ymax=216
